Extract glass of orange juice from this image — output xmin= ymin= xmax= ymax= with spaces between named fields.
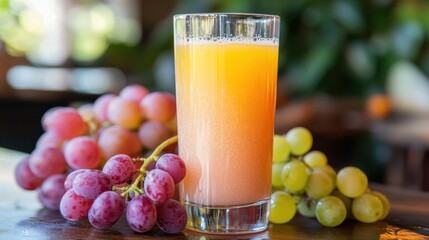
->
xmin=174 ymin=13 xmax=280 ymax=234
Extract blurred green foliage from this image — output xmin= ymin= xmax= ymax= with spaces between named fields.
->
xmin=0 ymin=0 xmax=141 ymax=63
xmin=134 ymin=0 xmax=429 ymax=97
xmin=3 ymin=0 xmax=429 ymax=99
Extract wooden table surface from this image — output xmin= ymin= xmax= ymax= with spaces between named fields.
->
xmin=1 ymin=147 xmax=429 ymax=240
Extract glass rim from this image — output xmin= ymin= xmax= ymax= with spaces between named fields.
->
xmin=174 ymin=13 xmax=280 ymax=21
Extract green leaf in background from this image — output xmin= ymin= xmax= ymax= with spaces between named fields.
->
xmin=420 ymin=50 xmax=429 ymax=76
xmin=394 ymin=0 xmax=424 ymax=23
xmin=390 ymin=21 xmax=424 ymax=60
xmin=372 ymin=0 xmax=394 ymax=8
xmin=295 ymin=42 xmax=339 ymax=93
xmin=346 ymin=41 xmax=376 ymax=81
xmin=154 ymin=51 xmax=175 ymax=93
xmin=3 ymin=0 xmax=429 ymax=99
xmin=0 ymin=0 xmax=9 ymax=9
xmin=216 ymin=0 xmax=252 ymax=13
xmin=331 ymin=0 xmax=364 ymax=33
xmin=423 ymin=4 xmax=429 ymax=29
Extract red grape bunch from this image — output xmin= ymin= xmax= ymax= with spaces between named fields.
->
xmin=61 ymin=140 xmax=187 ymax=233
xmin=14 ymin=84 xmax=187 ymax=234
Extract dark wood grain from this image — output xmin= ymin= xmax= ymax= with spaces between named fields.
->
xmin=1 ymin=148 xmax=429 ymax=240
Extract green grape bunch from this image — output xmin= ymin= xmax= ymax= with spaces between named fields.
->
xmin=269 ymin=127 xmax=390 ymax=227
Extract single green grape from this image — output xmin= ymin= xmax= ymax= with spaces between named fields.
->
xmin=297 ymin=197 xmax=317 ymax=218
xmin=272 ymin=162 xmax=285 ymax=188
xmin=281 ymin=159 xmax=309 ymax=193
xmin=304 ymin=150 xmax=328 ymax=168
xmin=285 ymin=127 xmax=313 ymax=156
xmin=273 ymin=135 xmax=290 ymax=163
xmin=269 ymin=191 xmax=297 ymax=224
xmin=336 ymin=166 xmax=368 ymax=198
xmin=305 ymin=170 xmax=334 ymax=199
xmin=352 ymin=193 xmax=383 ymax=223
xmin=316 ymin=196 xmax=347 ymax=227
xmin=371 ymin=191 xmax=390 ymax=220
xmin=313 ymin=165 xmax=336 ymax=183
xmin=330 ymin=189 xmax=352 ymax=218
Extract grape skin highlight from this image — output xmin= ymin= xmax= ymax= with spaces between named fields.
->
xmin=336 ymin=166 xmax=368 ymax=198
xmin=29 ymin=146 xmax=67 ymax=179
xmin=269 ymin=191 xmax=296 ymax=224
xmin=144 ymin=169 xmax=175 ymax=204
xmin=102 ymin=154 xmax=135 ymax=185
xmin=88 ymin=191 xmax=125 ymax=229
xmin=38 ymin=174 xmax=67 ymax=210
xmin=273 ymin=135 xmax=290 ymax=163
xmin=155 ymin=153 xmax=186 ymax=184
xmin=371 ymin=191 xmax=390 ymax=220
xmin=98 ymin=125 xmax=142 ymax=159
xmin=313 ymin=165 xmax=336 ymax=183
xmin=281 ymin=159 xmax=309 ymax=193
xmin=315 ymin=196 xmax=347 ymax=227
xmin=15 ymin=157 xmax=43 ymax=190
xmin=305 ymin=170 xmax=334 ymax=199
xmin=126 ymin=195 xmax=157 ymax=233
xmin=35 ymin=131 xmax=64 ymax=149
xmin=107 ymin=97 xmax=142 ymax=129
xmin=64 ymin=169 xmax=87 ymax=191
xmin=138 ymin=120 xmax=172 ymax=150
xmin=72 ymin=170 xmax=112 ymax=200
xmin=352 ymin=193 xmax=383 ymax=223
xmin=60 ymin=189 xmax=94 ymax=221
xmin=156 ymin=199 xmax=187 ymax=234
xmin=42 ymin=107 xmax=87 ymax=139
xmin=330 ymin=190 xmax=352 ymax=219
xmin=304 ymin=150 xmax=328 ymax=168
xmin=119 ymin=84 xmax=149 ymax=103
xmin=64 ymin=136 xmax=101 ymax=169
xmin=285 ymin=127 xmax=313 ymax=156
xmin=93 ymin=94 xmax=115 ymax=123
xmin=140 ymin=92 xmax=176 ymax=123
xmin=272 ymin=162 xmax=285 ymax=188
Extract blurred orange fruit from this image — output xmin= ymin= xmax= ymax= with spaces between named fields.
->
xmin=366 ymin=94 xmax=391 ymax=119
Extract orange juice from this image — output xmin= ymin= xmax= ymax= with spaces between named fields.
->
xmin=175 ymin=41 xmax=278 ymax=206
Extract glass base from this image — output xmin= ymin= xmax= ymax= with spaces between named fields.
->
xmin=183 ymin=198 xmax=269 ymax=235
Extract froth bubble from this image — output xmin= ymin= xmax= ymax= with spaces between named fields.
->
xmin=175 ymin=36 xmax=279 ymax=46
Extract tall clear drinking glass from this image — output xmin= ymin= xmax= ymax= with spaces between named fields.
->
xmin=174 ymin=13 xmax=280 ymax=234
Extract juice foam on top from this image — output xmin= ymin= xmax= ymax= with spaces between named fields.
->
xmin=175 ymin=36 xmax=279 ymax=46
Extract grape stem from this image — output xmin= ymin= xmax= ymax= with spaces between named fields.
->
xmin=120 ymin=135 xmax=178 ymax=197
xmin=301 ymin=160 xmax=313 ymax=171
xmin=87 ymin=120 xmax=112 ymax=136
xmin=113 ymin=186 xmax=128 ymax=191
